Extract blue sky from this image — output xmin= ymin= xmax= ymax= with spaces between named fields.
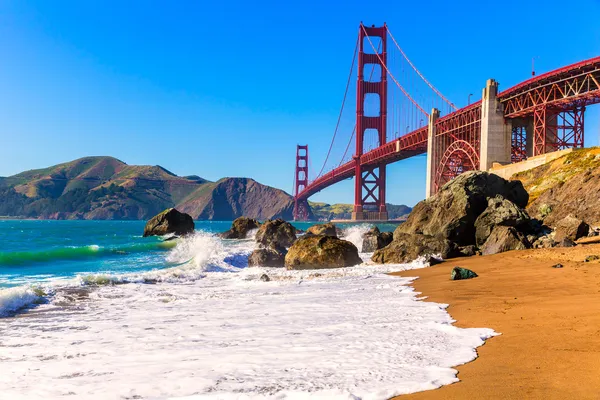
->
xmin=1 ymin=0 xmax=599 ymax=206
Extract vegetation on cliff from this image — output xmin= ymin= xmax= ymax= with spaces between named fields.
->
xmin=512 ymin=147 xmax=600 ymax=226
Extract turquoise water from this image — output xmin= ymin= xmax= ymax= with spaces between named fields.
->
xmin=0 ymin=220 xmax=398 ymax=288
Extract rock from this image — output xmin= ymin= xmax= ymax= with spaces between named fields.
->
xmin=552 ymin=263 xmax=564 ymax=269
xmin=425 ymin=255 xmax=443 ymax=266
xmin=533 ymin=235 xmax=556 ymax=249
xmin=380 ymin=232 xmax=394 ymax=246
xmin=556 ymin=237 xmax=575 ymax=248
xmin=260 ymin=274 xmax=271 ymax=282
xmin=306 ymin=222 xmax=338 ymax=237
xmin=219 ymin=217 xmax=260 ymax=239
xmin=285 ymin=235 xmax=362 ymax=270
xmin=526 ymin=234 xmax=538 ymax=244
xmin=554 ymin=215 xmax=590 ymax=242
xmin=396 ymin=171 xmax=529 ymax=246
xmin=585 ymin=255 xmax=600 ymax=262
xmin=480 ymin=226 xmax=531 ymax=255
xmin=451 ymin=267 xmax=478 ymax=280
xmin=474 ymin=196 xmax=531 ymax=247
xmin=143 ymin=208 xmax=195 ymax=237
xmin=361 ymin=227 xmax=394 ymax=252
xmin=458 ymin=245 xmax=477 ymax=257
xmin=371 ymin=232 xmax=459 ymax=264
xmin=255 ymin=219 xmax=297 ymax=249
xmin=361 ymin=226 xmax=381 ymax=252
xmin=248 ymin=246 xmax=287 ymax=268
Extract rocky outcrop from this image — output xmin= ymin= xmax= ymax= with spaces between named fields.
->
xmin=255 ymin=219 xmax=297 ymax=248
xmin=361 ymin=227 xmax=393 ymax=252
xmin=397 ymin=171 xmax=529 ymax=246
xmin=553 ymin=215 xmax=590 ymax=242
xmin=143 ymin=208 xmax=195 ymax=237
xmin=285 ymin=235 xmax=361 ymax=270
xmin=371 ymin=232 xmax=458 ymax=264
xmin=306 ymin=223 xmax=338 ymax=237
xmin=474 ymin=196 xmax=531 ymax=247
xmin=248 ymin=246 xmax=287 ymax=268
xmin=480 ymin=226 xmax=530 ymax=255
xmin=371 ymin=171 xmax=542 ymax=262
xmin=219 ymin=217 xmax=260 ymax=239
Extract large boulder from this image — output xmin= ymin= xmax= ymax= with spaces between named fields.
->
xmin=480 ymin=226 xmax=531 ymax=255
xmin=285 ymin=235 xmax=361 ymax=270
xmin=248 ymin=246 xmax=287 ymax=268
xmin=306 ymin=222 xmax=338 ymax=237
xmin=371 ymin=232 xmax=459 ymax=264
xmin=255 ymin=219 xmax=297 ymax=249
xmin=361 ymin=227 xmax=394 ymax=252
xmin=396 ymin=171 xmax=529 ymax=246
xmin=474 ymin=196 xmax=531 ymax=246
xmin=554 ymin=215 xmax=590 ymax=242
xmin=143 ymin=208 xmax=195 ymax=237
xmin=219 ymin=217 xmax=260 ymax=239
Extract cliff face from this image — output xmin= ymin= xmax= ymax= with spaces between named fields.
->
xmin=512 ymin=148 xmax=600 ymax=226
xmin=0 ymin=157 xmax=295 ymax=221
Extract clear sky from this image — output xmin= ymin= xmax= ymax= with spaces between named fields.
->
xmin=1 ymin=0 xmax=599 ymax=206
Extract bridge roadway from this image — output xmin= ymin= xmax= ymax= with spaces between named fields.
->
xmin=296 ymin=55 xmax=600 ymax=203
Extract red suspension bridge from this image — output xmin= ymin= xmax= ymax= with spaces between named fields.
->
xmin=293 ymin=23 xmax=600 ymax=221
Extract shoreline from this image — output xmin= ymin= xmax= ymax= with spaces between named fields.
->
xmin=392 ymin=244 xmax=600 ymax=399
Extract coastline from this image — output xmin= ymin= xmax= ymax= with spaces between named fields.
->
xmin=392 ymin=244 xmax=600 ymax=399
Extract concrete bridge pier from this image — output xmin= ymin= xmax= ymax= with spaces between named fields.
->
xmin=479 ymin=79 xmax=512 ymax=170
xmin=425 ymin=108 xmax=439 ymax=198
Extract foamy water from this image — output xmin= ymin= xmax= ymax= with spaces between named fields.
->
xmin=0 ymin=228 xmax=497 ymax=399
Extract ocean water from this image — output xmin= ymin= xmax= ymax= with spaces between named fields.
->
xmin=0 ymin=220 xmax=496 ymax=399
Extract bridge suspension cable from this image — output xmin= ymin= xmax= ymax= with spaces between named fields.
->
xmin=361 ymin=24 xmax=428 ymax=117
xmin=315 ymin=37 xmax=359 ymax=180
xmin=385 ymin=26 xmax=458 ymax=112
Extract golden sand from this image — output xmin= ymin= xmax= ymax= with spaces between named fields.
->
xmin=392 ymin=243 xmax=600 ymax=400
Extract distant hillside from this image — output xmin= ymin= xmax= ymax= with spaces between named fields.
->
xmin=0 ymin=156 xmax=295 ymax=220
xmin=512 ymin=147 xmax=600 ymax=226
xmin=309 ymin=201 xmax=412 ymax=221
xmin=177 ymin=177 xmax=296 ymax=220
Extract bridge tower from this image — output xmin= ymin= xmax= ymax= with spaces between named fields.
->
xmin=293 ymin=145 xmax=310 ymax=221
xmin=352 ymin=23 xmax=388 ymax=221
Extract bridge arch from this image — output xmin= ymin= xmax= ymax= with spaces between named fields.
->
xmin=434 ymin=140 xmax=479 ymax=192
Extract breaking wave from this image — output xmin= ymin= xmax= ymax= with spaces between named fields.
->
xmin=0 ymin=241 xmax=177 ymax=266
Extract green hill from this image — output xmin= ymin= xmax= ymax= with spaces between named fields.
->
xmin=309 ymin=201 xmax=412 ymax=221
xmin=0 ymin=156 xmax=294 ymax=220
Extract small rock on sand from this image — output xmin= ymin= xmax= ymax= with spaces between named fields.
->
xmin=451 ymin=267 xmax=478 ymax=280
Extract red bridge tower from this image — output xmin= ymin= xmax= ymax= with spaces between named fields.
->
xmin=352 ymin=24 xmax=388 ymax=221
xmin=293 ymin=145 xmax=310 ymax=221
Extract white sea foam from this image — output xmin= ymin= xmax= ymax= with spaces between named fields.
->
xmin=0 ymin=231 xmax=498 ymax=399
xmin=0 ymin=285 xmax=43 ymax=317
xmin=340 ymin=224 xmax=373 ymax=251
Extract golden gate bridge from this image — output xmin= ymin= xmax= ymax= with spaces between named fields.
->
xmin=292 ymin=23 xmax=600 ymax=221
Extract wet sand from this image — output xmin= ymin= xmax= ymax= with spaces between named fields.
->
xmin=393 ymin=243 xmax=600 ymax=400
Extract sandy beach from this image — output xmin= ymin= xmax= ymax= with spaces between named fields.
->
xmin=394 ymin=243 xmax=600 ymax=399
